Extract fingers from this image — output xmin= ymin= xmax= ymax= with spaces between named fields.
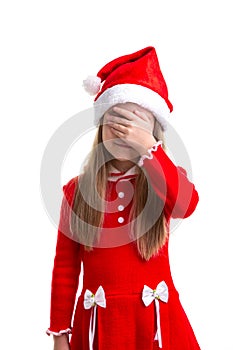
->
xmin=110 ymin=122 xmax=128 ymax=136
xmin=113 ymin=106 xmax=150 ymax=122
xmin=112 ymin=106 xmax=134 ymax=121
xmin=110 ymin=126 xmax=125 ymax=138
xmin=133 ymin=109 xmax=149 ymax=121
xmin=105 ymin=106 xmax=154 ymax=142
xmin=106 ymin=107 xmax=148 ymax=127
xmin=106 ymin=114 xmax=131 ymax=127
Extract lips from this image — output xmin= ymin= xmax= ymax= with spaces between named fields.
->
xmin=114 ymin=141 xmax=132 ymax=149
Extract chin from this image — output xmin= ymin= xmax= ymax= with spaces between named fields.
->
xmin=115 ymin=154 xmax=139 ymax=163
xmin=114 ymin=151 xmax=138 ymax=160
xmin=117 ymin=157 xmax=131 ymax=162
xmin=104 ymin=145 xmax=139 ymax=162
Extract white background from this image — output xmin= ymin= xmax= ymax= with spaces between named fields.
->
xmin=1 ymin=1 xmax=232 ymax=349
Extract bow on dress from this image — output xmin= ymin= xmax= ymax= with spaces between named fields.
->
xmin=84 ymin=286 xmax=106 ymax=350
xmin=142 ymin=281 xmax=169 ymax=348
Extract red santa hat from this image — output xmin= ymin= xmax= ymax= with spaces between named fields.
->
xmin=83 ymin=46 xmax=173 ymax=130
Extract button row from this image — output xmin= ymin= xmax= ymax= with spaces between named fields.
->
xmin=118 ymin=192 xmax=125 ymax=224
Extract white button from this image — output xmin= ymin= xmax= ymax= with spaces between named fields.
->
xmin=118 ymin=217 xmax=124 ymax=223
xmin=118 ymin=205 xmax=124 ymax=211
xmin=118 ymin=191 xmax=125 ymax=198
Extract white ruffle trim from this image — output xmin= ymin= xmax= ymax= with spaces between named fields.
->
xmin=46 ymin=328 xmax=72 ymax=336
xmin=137 ymin=141 xmax=162 ymax=167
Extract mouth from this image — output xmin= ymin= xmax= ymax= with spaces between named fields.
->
xmin=114 ymin=141 xmax=132 ymax=149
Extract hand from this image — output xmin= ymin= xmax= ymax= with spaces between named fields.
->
xmin=53 ymin=334 xmax=70 ymax=350
xmin=106 ymin=106 xmax=157 ymax=155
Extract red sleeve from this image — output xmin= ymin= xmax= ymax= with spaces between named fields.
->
xmin=47 ymin=177 xmax=82 ymax=335
xmin=142 ymin=145 xmax=199 ymax=219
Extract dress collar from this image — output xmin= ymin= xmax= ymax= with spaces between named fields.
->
xmin=108 ymin=164 xmax=139 ymax=182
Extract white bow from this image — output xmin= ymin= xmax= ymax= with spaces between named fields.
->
xmin=84 ymin=286 xmax=106 ymax=350
xmin=142 ymin=281 xmax=169 ymax=348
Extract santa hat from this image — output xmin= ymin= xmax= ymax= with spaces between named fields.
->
xmin=83 ymin=46 xmax=173 ymax=130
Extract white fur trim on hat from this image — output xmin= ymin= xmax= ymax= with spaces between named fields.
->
xmin=93 ymin=84 xmax=170 ymax=130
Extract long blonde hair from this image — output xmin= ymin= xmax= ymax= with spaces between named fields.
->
xmin=71 ymin=118 xmax=168 ymax=260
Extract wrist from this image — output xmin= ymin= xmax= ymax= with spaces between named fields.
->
xmin=53 ymin=333 xmax=69 ymax=342
xmin=138 ymin=136 xmax=157 ymax=156
xmin=137 ymin=140 xmax=162 ymax=167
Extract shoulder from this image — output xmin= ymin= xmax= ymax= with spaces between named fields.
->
xmin=62 ymin=176 xmax=79 ymax=203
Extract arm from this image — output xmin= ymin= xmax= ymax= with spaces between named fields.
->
xmin=105 ymin=106 xmax=199 ymax=219
xmin=140 ymin=143 xmax=199 ymax=219
xmin=47 ymin=177 xmax=81 ymax=339
xmin=53 ymin=333 xmax=70 ymax=350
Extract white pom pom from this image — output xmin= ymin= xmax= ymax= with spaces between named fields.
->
xmin=83 ymin=75 xmax=101 ymax=96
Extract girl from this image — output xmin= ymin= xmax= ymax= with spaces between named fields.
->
xmin=46 ymin=46 xmax=200 ymax=349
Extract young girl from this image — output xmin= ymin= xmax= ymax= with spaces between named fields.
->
xmin=46 ymin=46 xmax=200 ymax=350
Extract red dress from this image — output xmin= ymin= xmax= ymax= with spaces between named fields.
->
xmin=47 ymin=145 xmax=200 ymax=350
